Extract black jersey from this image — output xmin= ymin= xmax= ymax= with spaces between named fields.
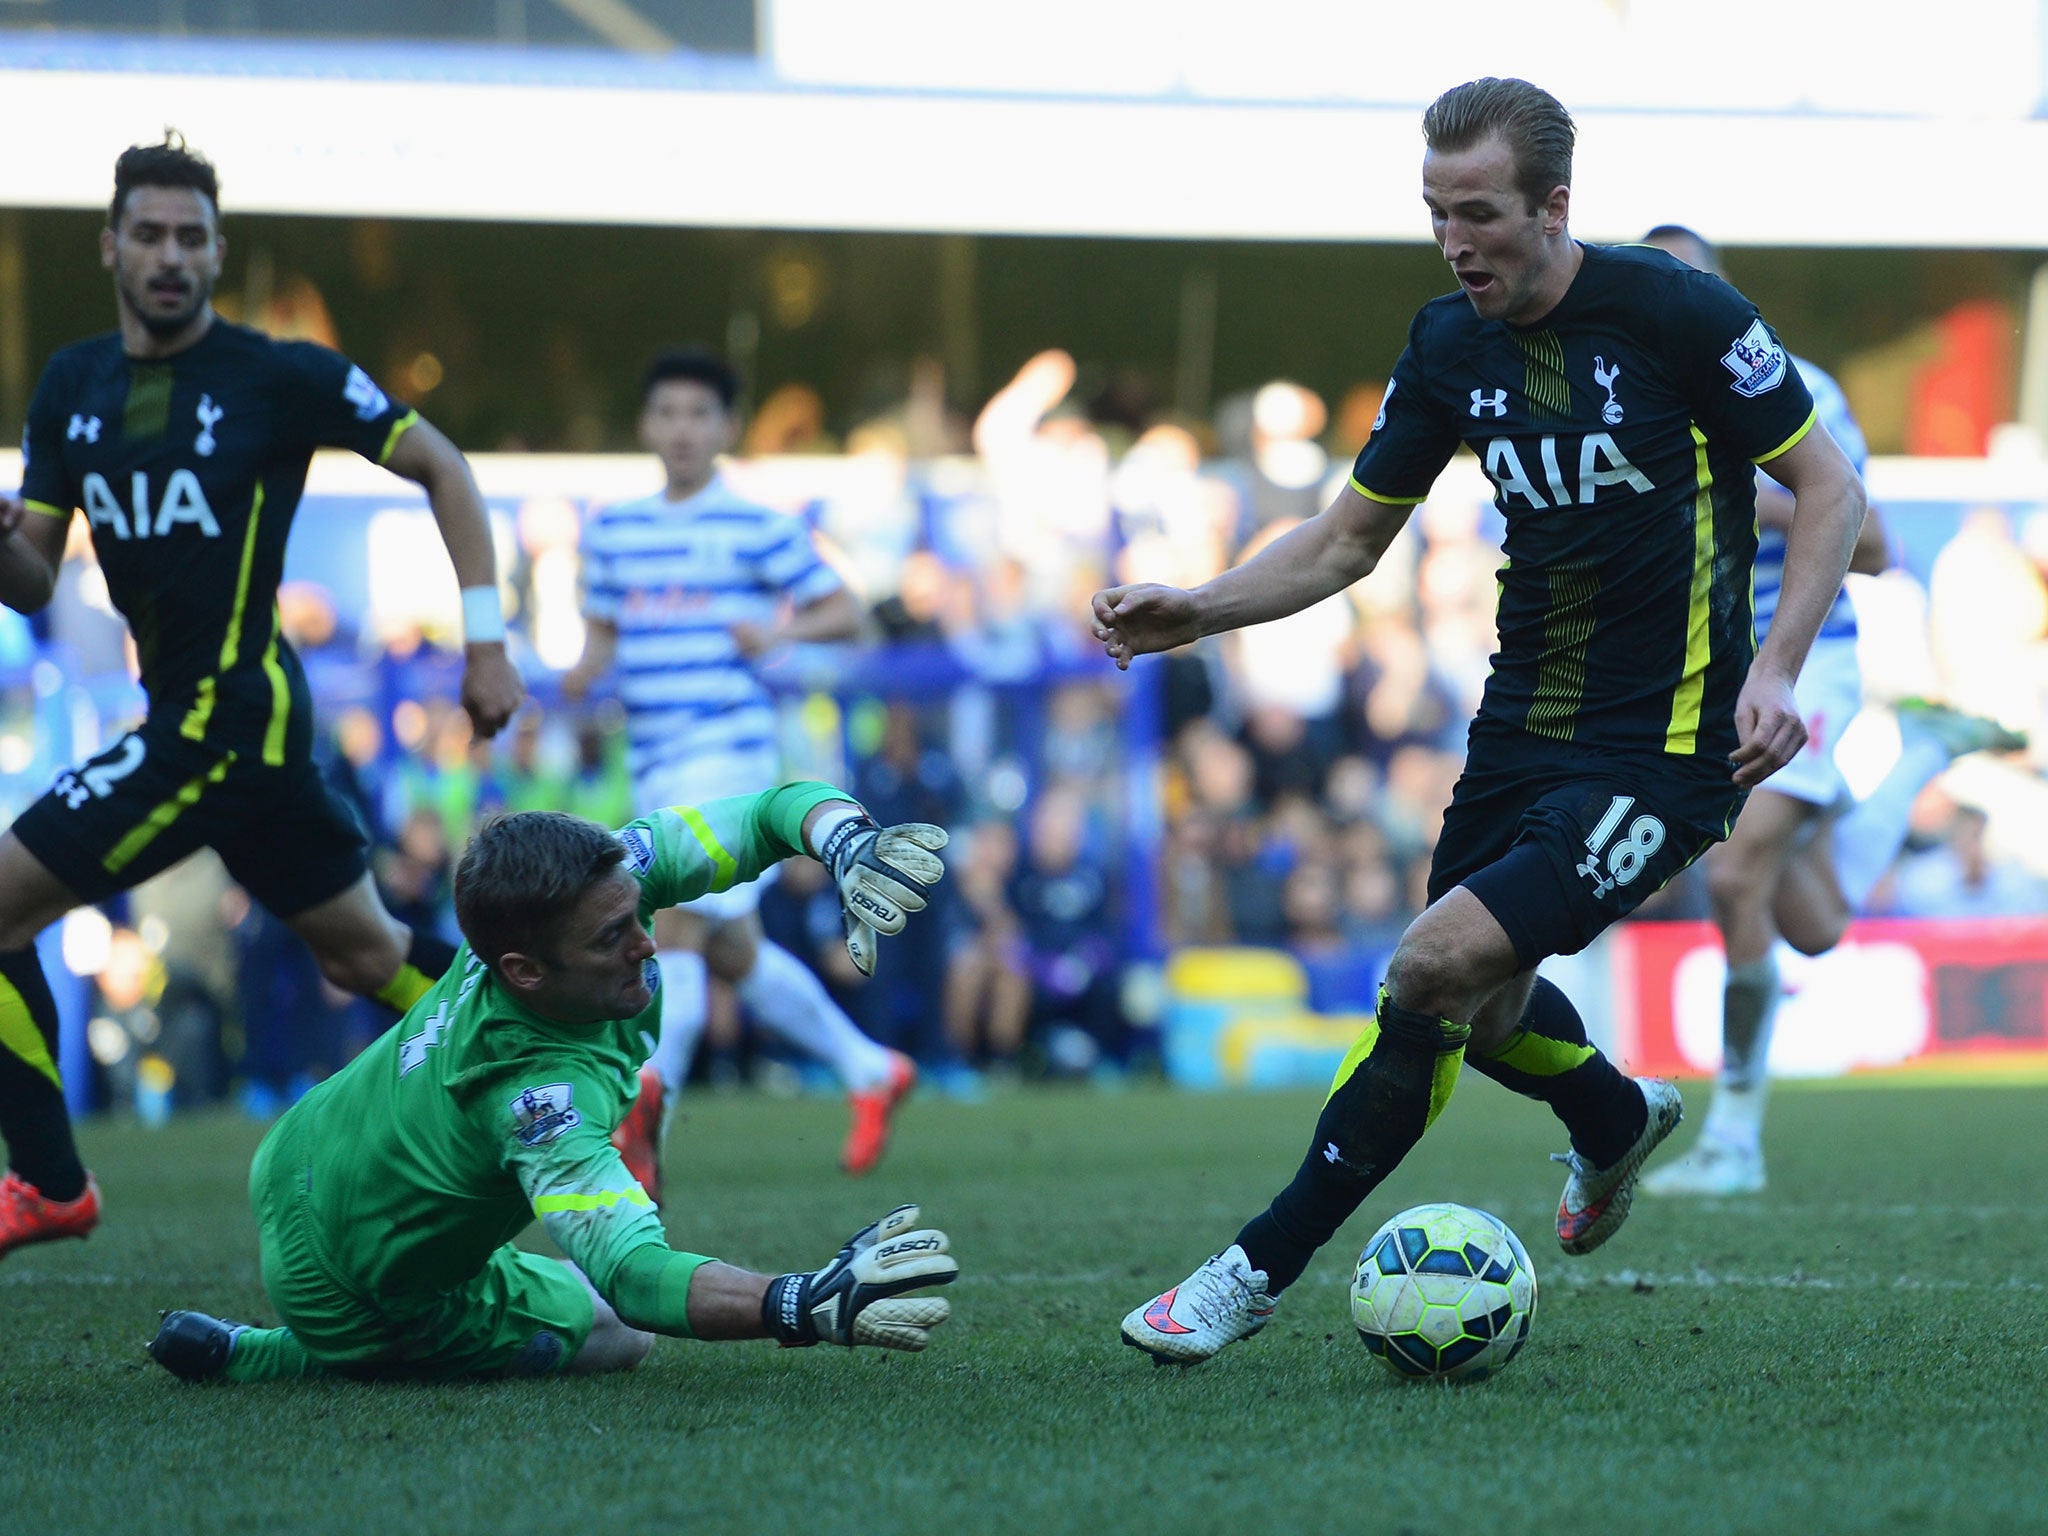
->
xmin=20 ymin=320 xmax=417 ymax=764
xmin=1350 ymin=243 xmax=1818 ymax=767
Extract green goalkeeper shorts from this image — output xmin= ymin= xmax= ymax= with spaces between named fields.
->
xmin=250 ymin=1125 xmax=596 ymax=1380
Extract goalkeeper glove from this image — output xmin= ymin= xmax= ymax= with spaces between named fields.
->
xmin=818 ymin=815 xmax=948 ymax=976
xmin=762 ymin=1203 xmax=958 ymax=1351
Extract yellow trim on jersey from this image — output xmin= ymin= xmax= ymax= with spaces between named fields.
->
xmin=259 ymin=618 xmax=291 ymax=766
xmin=103 ymin=751 xmax=237 ymax=876
xmin=672 ymin=804 xmax=739 ymax=892
xmin=180 ymin=483 xmax=267 ymax=745
xmin=1346 ymin=475 xmax=1427 ymax=507
xmin=1752 ymin=406 xmax=1818 ymax=466
xmin=377 ymin=408 xmax=421 ymax=466
xmin=533 ymin=1187 xmax=655 ymax=1215
xmin=23 ymin=499 xmax=69 ymax=520
xmin=0 ymin=976 xmax=62 ymax=1090
xmin=1664 ymin=426 xmax=1718 ymax=755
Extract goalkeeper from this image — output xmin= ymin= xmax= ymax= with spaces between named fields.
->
xmin=148 ymin=784 xmax=957 ymax=1383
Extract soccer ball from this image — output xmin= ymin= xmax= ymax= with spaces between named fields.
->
xmin=1351 ymin=1202 xmax=1537 ymax=1381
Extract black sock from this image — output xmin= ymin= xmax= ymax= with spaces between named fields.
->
xmin=0 ymin=946 xmax=87 ymax=1201
xmin=1235 ymin=994 xmax=1469 ymax=1294
xmin=1464 ymin=976 xmax=1647 ymax=1168
xmin=373 ymin=927 xmax=460 ymax=1013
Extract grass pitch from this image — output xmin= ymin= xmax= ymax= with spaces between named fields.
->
xmin=7 ymin=1077 xmax=2048 ymax=1535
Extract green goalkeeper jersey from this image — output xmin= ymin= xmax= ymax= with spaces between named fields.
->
xmin=263 ymin=781 xmax=848 ymax=1332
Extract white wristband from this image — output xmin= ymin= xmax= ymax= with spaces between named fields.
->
xmin=461 ymin=583 xmax=506 ymax=645
xmin=808 ymin=803 xmax=864 ymax=860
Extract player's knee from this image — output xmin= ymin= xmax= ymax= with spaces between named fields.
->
xmin=653 ymin=907 xmax=707 ymax=952
xmin=568 ymin=1317 xmax=655 ymax=1375
xmin=1780 ymin=911 xmax=1846 ymax=958
xmin=1383 ymin=936 xmax=1465 ymax=1018
xmin=703 ymin=922 xmax=757 ymax=984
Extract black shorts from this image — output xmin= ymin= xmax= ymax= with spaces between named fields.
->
xmin=11 ymin=723 xmax=369 ymax=919
xmin=1428 ymin=719 xmax=1745 ymax=970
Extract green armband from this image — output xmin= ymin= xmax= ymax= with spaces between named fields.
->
xmin=611 ymin=1246 xmax=718 ymax=1338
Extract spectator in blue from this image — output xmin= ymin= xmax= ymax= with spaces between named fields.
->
xmin=1011 ymin=783 xmax=1126 ymax=1072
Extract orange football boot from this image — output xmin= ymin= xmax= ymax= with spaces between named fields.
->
xmin=0 ymin=1170 xmax=101 ymax=1260
xmin=842 ymin=1052 xmax=917 ymax=1176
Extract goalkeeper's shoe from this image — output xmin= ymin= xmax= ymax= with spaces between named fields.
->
xmin=147 ymin=1310 xmax=246 ymax=1382
xmin=1553 ymin=1078 xmax=1684 ymax=1255
xmin=1641 ymin=1133 xmax=1766 ymax=1198
xmin=0 ymin=1170 xmax=100 ymax=1261
xmin=1895 ymin=699 xmax=2028 ymax=758
xmin=1120 ymin=1245 xmax=1276 ymax=1367
xmin=763 ymin=1203 xmax=957 ymax=1351
xmin=610 ymin=1066 xmax=665 ymax=1206
xmin=842 ymin=1052 xmax=917 ymax=1177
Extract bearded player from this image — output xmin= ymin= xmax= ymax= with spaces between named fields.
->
xmin=0 ymin=134 xmax=523 ymax=1260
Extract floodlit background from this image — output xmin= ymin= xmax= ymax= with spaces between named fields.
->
xmin=5 ymin=0 xmax=2048 ymax=1115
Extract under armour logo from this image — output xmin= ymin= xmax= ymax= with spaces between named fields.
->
xmin=1322 ymin=1141 xmax=1372 ymax=1177
xmin=194 ymin=394 xmax=224 ymax=457
xmin=1470 ymin=389 xmax=1507 ymax=418
xmin=1593 ymin=357 xmax=1623 ymax=425
xmin=67 ymin=414 xmax=102 ymax=443
xmin=1575 ymin=852 xmax=1617 ymax=900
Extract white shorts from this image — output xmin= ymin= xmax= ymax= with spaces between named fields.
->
xmin=1759 ymin=637 xmax=1861 ymax=808
xmin=634 ymin=751 xmax=781 ymax=922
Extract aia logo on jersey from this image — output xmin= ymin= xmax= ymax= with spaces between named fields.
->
xmin=80 ymin=469 xmax=221 ymax=539
xmin=1481 ymin=433 xmax=1654 ymax=510
xmin=1722 ymin=319 xmax=1788 ymax=398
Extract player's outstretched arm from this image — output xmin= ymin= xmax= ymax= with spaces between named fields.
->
xmin=1735 ymin=426 xmax=1866 ymax=788
xmin=383 ymin=418 xmax=526 ymax=738
xmin=0 ymin=495 xmax=66 ymax=615
xmin=1090 ymin=481 xmax=1412 ymax=670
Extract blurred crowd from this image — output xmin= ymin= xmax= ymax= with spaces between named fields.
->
xmin=9 ymin=347 xmax=2048 ymax=1116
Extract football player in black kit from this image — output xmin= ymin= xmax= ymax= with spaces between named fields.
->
xmin=1099 ymin=79 xmax=1866 ymax=1364
xmin=0 ymin=135 xmax=525 ymax=1258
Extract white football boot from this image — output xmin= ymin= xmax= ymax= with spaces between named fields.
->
xmin=1553 ymin=1078 xmax=1684 ymax=1255
xmin=1641 ymin=1133 xmax=1765 ymax=1197
xmin=1121 ymin=1244 xmax=1278 ymax=1366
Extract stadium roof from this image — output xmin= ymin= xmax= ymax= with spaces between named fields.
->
xmin=3 ymin=32 xmax=2047 ymax=249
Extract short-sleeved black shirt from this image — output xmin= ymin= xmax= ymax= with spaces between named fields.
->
xmin=20 ymin=320 xmax=417 ymax=764
xmin=1350 ymin=242 xmax=1817 ymax=768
